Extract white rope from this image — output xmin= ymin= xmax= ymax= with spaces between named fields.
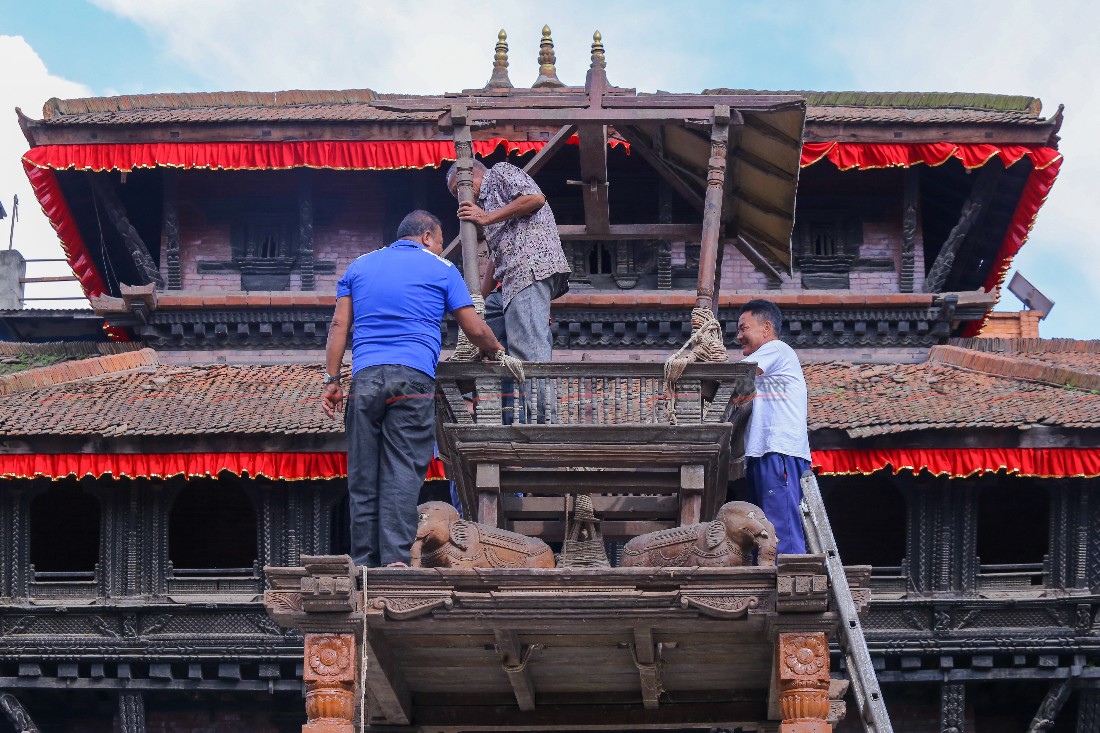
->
xmin=447 ymin=291 xmax=526 ymax=383
xmin=663 ymin=307 xmax=728 ymax=424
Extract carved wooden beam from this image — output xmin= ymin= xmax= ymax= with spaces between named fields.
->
xmin=900 ymin=168 xmax=919 ymax=293
xmin=558 ymin=224 xmax=701 ymax=240
xmin=89 ymin=175 xmax=164 ymax=288
xmin=1026 ymin=678 xmax=1072 ymax=733
xmin=923 ymin=163 xmax=1002 ymax=293
xmin=162 ymin=171 xmax=181 ymax=290
xmin=695 ymin=107 xmax=730 ymax=311
xmin=632 ymin=627 xmax=662 ymax=710
xmin=494 ymin=629 xmax=538 ymax=711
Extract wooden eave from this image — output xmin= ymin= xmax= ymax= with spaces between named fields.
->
xmin=803 ymin=120 xmax=1059 ymax=146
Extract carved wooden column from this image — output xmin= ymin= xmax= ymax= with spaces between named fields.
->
xmin=776 ymin=632 xmax=831 ymax=732
xmin=265 ymin=556 xmax=364 ymax=731
xmin=694 ymin=106 xmax=730 ymax=312
xmin=117 ymin=691 xmax=145 ymax=733
xmin=163 ymin=170 xmax=181 ymax=290
xmin=899 ymin=169 xmax=918 ymax=293
xmin=451 ymin=109 xmax=481 ymax=295
xmin=299 ymin=169 xmax=316 ymax=292
xmin=304 ymin=633 xmax=357 ymax=733
xmin=1078 ymin=690 xmax=1100 ymax=733
xmin=940 ymin=681 xmax=965 ymax=733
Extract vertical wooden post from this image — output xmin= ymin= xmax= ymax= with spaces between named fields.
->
xmin=679 ymin=464 xmax=705 ymax=526
xmin=451 ymin=108 xmax=481 ymax=295
xmin=476 ymin=462 xmax=501 ymax=527
xmin=695 ymin=106 xmax=730 ymax=312
xmin=899 ymin=169 xmax=918 ymax=293
xmin=776 ymin=632 xmax=831 ymax=733
xmin=303 ymin=632 xmax=357 ymax=733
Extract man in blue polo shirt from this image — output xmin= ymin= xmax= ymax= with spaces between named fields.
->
xmin=322 ymin=210 xmax=503 ymax=568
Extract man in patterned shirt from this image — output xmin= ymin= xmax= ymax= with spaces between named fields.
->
xmin=447 ymin=160 xmax=571 ymax=365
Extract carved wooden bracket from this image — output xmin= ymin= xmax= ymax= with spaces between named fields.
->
xmin=776 ymin=555 xmax=829 ymax=613
xmin=776 ymin=632 xmax=831 ymax=733
xmin=679 ymin=592 xmax=764 ymax=619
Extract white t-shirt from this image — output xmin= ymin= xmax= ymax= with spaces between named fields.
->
xmin=740 ymin=339 xmax=811 ymax=460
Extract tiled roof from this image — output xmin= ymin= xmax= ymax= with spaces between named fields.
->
xmin=0 ymin=346 xmax=1097 ymax=440
xmin=32 ymin=89 xmax=1053 ymax=127
xmin=950 ymin=338 xmax=1100 ymax=380
xmin=0 ymin=348 xmax=159 ymax=396
xmin=0 ymin=342 xmax=148 ymax=379
xmin=0 ymin=361 xmax=335 ymax=437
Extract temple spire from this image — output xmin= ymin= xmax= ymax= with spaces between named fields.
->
xmin=532 ymin=25 xmax=564 ymax=88
xmin=484 ymin=29 xmax=514 ymax=90
xmin=590 ymin=30 xmax=606 ymax=70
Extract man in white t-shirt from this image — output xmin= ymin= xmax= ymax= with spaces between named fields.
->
xmin=736 ymin=299 xmax=811 ymax=554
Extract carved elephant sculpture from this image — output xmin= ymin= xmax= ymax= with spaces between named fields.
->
xmin=410 ymin=501 xmax=556 ymax=569
xmin=619 ymin=501 xmax=778 ymax=568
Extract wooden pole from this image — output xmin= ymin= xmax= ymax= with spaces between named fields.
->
xmin=451 ymin=106 xmax=481 ymax=294
xmin=694 ymin=105 xmax=730 ymax=311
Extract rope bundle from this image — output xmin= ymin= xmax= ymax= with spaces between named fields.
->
xmin=663 ymin=307 xmax=728 ymax=424
xmin=447 ymin=291 xmax=526 ymax=384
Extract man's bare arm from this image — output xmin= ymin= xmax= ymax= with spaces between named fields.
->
xmin=322 ymin=296 xmax=353 ymax=418
xmin=457 ymin=193 xmax=546 ymax=227
xmin=452 ymin=305 xmax=504 ymax=355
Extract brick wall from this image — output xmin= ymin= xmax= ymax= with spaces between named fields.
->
xmin=977 ymin=310 xmax=1043 ymax=339
xmin=165 ymin=170 xmax=384 ymax=292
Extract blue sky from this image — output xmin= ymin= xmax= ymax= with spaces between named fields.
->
xmin=1 ymin=0 xmax=1097 ymax=337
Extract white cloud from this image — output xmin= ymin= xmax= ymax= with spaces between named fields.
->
xmin=0 ymin=35 xmax=91 ymax=308
xmin=89 ymin=0 xmax=691 ymax=94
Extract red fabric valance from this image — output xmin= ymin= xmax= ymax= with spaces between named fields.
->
xmin=801 ymin=142 xmax=1062 ymax=334
xmin=0 ymin=452 xmax=448 ymax=482
xmin=812 ymin=447 xmax=1100 ymax=479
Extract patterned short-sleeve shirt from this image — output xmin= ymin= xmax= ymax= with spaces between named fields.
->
xmin=478 ymin=162 xmax=571 ymax=308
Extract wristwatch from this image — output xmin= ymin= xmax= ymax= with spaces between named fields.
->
xmin=322 ymin=373 xmax=341 ymax=386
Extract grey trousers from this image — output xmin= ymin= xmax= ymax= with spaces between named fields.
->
xmin=345 ymin=364 xmax=436 ymax=567
xmin=485 ymin=278 xmax=556 ymax=423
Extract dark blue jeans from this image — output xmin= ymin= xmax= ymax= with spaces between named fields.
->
xmin=746 ymin=452 xmax=810 ymax=555
xmin=345 ymin=364 xmax=436 ymax=567
xmin=485 ymin=278 xmax=556 ymax=424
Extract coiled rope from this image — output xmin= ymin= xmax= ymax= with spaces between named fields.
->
xmin=662 ymin=307 xmax=728 ymax=424
xmin=448 ymin=291 xmax=526 ymax=383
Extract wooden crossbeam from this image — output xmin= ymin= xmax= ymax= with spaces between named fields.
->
xmin=494 ymin=629 xmax=538 ymax=711
xmin=468 ymin=108 xmax=742 ymax=125
xmin=557 ymin=224 xmax=701 ymax=240
xmin=731 ymin=147 xmax=797 ymax=183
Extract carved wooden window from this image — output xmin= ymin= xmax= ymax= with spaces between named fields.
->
xmin=794 ymin=214 xmax=862 ymax=289
xmin=976 ymin=478 xmax=1049 ymax=589
xmin=29 ymin=482 xmax=100 ymax=590
xmin=564 ymin=241 xmax=662 ymax=290
xmin=168 ymin=479 xmax=258 ymax=580
xmin=230 ymin=216 xmax=299 ymax=291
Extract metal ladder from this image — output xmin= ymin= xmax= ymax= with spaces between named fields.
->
xmin=800 ymin=471 xmax=894 ymax=733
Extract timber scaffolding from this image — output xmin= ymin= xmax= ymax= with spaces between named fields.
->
xmin=263 ymin=29 xmax=890 ymax=733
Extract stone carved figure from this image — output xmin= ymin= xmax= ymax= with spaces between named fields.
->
xmin=410 ymin=501 xmax=555 ymax=569
xmin=619 ymin=501 xmax=777 ymax=568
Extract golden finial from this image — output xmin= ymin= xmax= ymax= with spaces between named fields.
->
xmin=485 ymin=28 xmax=514 ymax=89
xmin=590 ymin=30 xmax=606 ymax=70
xmin=532 ymin=24 xmax=564 ymax=88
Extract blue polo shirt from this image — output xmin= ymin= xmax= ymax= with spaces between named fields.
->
xmin=336 ymin=240 xmax=473 ymax=379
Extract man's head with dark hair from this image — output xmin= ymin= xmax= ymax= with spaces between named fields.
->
xmin=395 ymin=210 xmax=445 ymax=255
xmin=445 ymin=159 xmax=488 ymax=199
xmin=736 ymin=299 xmax=783 ymax=357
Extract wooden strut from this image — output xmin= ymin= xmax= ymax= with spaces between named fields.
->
xmin=495 ymin=629 xmax=540 ymax=711
xmin=631 ymin=627 xmax=662 ymax=710
xmin=923 ymin=162 xmax=1003 ymax=293
xmin=88 ymin=174 xmax=164 ymax=288
xmin=695 ymin=106 xmax=730 ymax=311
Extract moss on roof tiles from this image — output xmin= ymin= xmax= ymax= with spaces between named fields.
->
xmin=703 ymin=90 xmax=1041 ymax=113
